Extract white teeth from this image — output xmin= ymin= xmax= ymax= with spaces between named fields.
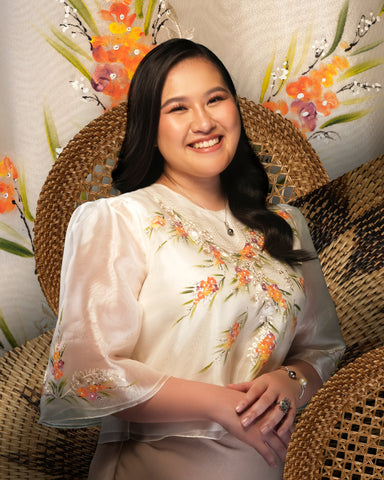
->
xmin=191 ymin=137 xmax=220 ymax=149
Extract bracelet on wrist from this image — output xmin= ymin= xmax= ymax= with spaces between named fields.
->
xmin=280 ymin=366 xmax=308 ymax=400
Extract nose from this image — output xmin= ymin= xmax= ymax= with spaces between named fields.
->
xmin=190 ymin=107 xmax=215 ymax=133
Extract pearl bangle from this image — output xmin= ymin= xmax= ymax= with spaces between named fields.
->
xmin=280 ymin=366 xmax=308 ymax=400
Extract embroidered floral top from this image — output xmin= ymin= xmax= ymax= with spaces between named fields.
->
xmin=39 ymin=184 xmax=345 ymax=442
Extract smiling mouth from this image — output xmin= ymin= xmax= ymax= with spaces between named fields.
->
xmin=190 ymin=136 xmax=221 ymax=149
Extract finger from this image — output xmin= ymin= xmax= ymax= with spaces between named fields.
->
xmin=264 ymin=431 xmax=288 ymax=463
xmin=239 ymin=390 xmax=276 ymax=426
xmin=276 ymin=405 xmax=296 ymax=437
xmin=226 ymin=381 xmax=252 ymax=393
xmin=258 ymin=398 xmax=294 ymax=434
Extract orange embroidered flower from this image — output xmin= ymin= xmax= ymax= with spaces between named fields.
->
xmin=315 ymin=90 xmax=339 ymax=116
xmin=239 ymin=243 xmax=255 ymax=260
xmin=151 ymin=215 xmax=166 ymax=228
xmin=54 ymin=370 xmax=63 ymax=380
xmin=0 ymin=182 xmax=16 ymax=213
xmin=77 ymin=387 xmax=88 ymax=398
xmin=236 ymin=268 xmax=251 ymax=287
xmin=0 ymin=156 xmax=18 ymax=180
xmin=174 ymin=222 xmax=188 ymax=237
xmin=249 ymin=231 xmax=265 ymax=249
xmin=262 ymin=100 xmax=289 ymax=115
xmin=212 ymin=249 xmax=225 ymax=265
xmin=194 ymin=277 xmax=219 ymax=304
xmin=256 ymin=332 xmax=276 ymax=363
xmin=53 ymin=351 xmax=60 ymax=360
xmin=265 ymin=284 xmax=286 ymax=308
xmin=299 ymin=277 xmax=305 ymax=288
xmin=224 ymin=322 xmax=241 ymax=350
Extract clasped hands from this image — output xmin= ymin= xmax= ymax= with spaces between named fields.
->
xmin=222 ymin=369 xmax=299 ymax=468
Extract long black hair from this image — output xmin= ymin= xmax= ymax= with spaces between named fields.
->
xmin=112 ymin=38 xmax=314 ymax=265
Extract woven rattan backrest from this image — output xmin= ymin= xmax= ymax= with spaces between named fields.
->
xmin=293 ymin=155 xmax=384 ymax=365
xmin=34 ymin=97 xmax=329 ymax=315
xmin=0 ymin=330 xmax=99 ymax=479
xmin=284 ymin=345 xmax=384 ymax=480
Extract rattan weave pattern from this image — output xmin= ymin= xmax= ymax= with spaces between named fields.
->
xmin=293 ymin=155 xmax=384 ymax=364
xmin=34 ymin=97 xmax=329 ymax=316
xmin=283 ymin=345 xmax=384 ymax=480
xmin=0 ymin=330 xmax=99 ymax=479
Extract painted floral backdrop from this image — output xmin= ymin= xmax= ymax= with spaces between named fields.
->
xmin=0 ymin=0 xmax=383 ymax=354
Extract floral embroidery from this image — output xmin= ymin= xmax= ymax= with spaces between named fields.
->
xmin=248 ymin=323 xmax=278 ymax=377
xmin=200 ymin=312 xmax=248 ymax=372
xmin=263 ymin=283 xmax=287 ymax=309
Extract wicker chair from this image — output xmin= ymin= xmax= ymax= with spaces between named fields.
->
xmin=0 ymin=97 xmax=382 ymax=479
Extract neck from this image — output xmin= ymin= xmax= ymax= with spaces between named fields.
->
xmin=157 ymin=172 xmax=226 ymax=211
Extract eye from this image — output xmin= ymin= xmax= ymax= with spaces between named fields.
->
xmin=208 ymin=95 xmax=226 ymax=105
xmin=169 ymin=104 xmax=187 ymax=113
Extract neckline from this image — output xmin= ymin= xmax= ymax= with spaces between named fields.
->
xmin=151 ymin=183 xmax=227 ymax=214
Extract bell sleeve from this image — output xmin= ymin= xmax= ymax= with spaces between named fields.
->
xmin=39 ymin=197 xmax=170 ymax=428
xmin=284 ymin=205 xmax=346 ymax=383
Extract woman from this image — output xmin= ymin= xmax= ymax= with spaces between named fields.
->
xmin=40 ymin=39 xmax=345 ymax=479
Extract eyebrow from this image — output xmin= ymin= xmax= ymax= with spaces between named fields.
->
xmin=160 ymin=86 xmax=230 ymax=109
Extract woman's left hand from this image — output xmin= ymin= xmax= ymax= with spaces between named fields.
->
xmin=226 ymin=369 xmax=299 ymax=439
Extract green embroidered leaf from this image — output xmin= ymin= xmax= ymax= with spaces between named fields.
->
xmin=319 ymin=110 xmax=371 ymax=129
xmin=19 ymin=165 xmax=35 ymax=222
xmin=0 ymin=221 xmax=28 ymax=245
xmin=47 ymin=22 xmax=93 ymax=61
xmin=135 ymin=0 xmax=144 ymax=17
xmin=67 ymin=0 xmax=100 ymax=36
xmin=40 ymin=31 xmax=92 ymax=81
xmin=337 ymin=59 xmax=384 ymax=81
xmin=144 ymin=0 xmax=157 ymax=35
xmin=323 ymin=0 xmax=349 ymax=59
xmin=348 ymin=40 xmax=384 ymax=56
xmin=259 ymin=48 xmax=275 ymax=103
xmin=0 ymin=308 xmax=18 ymax=348
xmin=199 ymin=361 xmax=214 ymax=374
xmin=0 ymin=238 xmax=34 ymax=257
xmin=275 ymin=31 xmax=297 ymax=96
xmin=43 ymin=104 xmax=61 ymax=164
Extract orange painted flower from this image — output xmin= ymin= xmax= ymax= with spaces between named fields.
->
xmin=309 ymin=64 xmax=336 ymax=89
xmin=315 ymin=90 xmax=339 ymax=116
xmin=99 ymin=1 xmax=136 ymax=34
xmin=331 ymin=55 xmax=349 ymax=72
xmin=0 ymin=156 xmax=18 ymax=180
xmin=262 ymin=100 xmax=289 ymax=115
xmin=286 ymin=75 xmax=322 ymax=101
xmin=0 ymin=182 xmax=16 ymax=213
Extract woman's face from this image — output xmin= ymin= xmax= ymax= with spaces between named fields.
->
xmin=157 ymin=57 xmax=241 ymax=186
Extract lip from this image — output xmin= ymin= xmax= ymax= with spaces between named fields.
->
xmin=188 ymin=135 xmax=223 ymax=152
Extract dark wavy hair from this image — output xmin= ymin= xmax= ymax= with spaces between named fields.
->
xmin=112 ymin=38 xmax=313 ymax=265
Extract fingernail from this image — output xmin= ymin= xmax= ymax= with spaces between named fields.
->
xmin=235 ymin=403 xmax=244 ymax=413
xmin=241 ymin=416 xmax=251 ymax=427
xmin=261 ymin=424 xmax=271 ymax=434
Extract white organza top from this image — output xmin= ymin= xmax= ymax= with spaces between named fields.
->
xmin=39 ymin=184 xmax=345 ymax=443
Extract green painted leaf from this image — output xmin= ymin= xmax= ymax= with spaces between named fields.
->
xmin=340 ymin=94 xmax=378 ymax=105
xmin=0 ymin=307 xmax=18 ymax=348
xmin=48 ymin=22 xmax=93 ymax=61
xmin=338 ymin=59 xmax=384 ymax=81
xmin=41 ymin=31 xmax=92 ymax=81
xmin=293 ymin=24 xmax=312 ymax=76
xmin=379 ymin=4 xmax=384 ymax=17
xmin=319 ymin=110 xmax=371 ymax=129
xmin=135 ymin=0 xmax=144 ymax=18
xmin=259 ymin=48 xmax=275 ymax=103
xmin=275 ymin=31 xmax=297 ymax=96
xmin=0 ymin=237 xmax=34 ymax=257
xmin=323 ymin=0 xmax=349 ymax=59
xmin=67 ymin=0 xmax=100 ymax=36
xmin=144 ymin=0 xmax=157 ymax=35
xmin=348 ymin=40 xmax=384 ymax=56
xmin=0 ymin=221 xmax=28 ymax=245
xmin=43 ymin=104 xmax=61 ymax=163
xmin=19 ymin=165 xmax=35 ymax=222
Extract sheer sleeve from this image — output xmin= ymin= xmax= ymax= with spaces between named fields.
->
xmin=39 ymin=198 xmax=170 ymax=428
xmin=284 ymin=205 xmax=345 ymax=383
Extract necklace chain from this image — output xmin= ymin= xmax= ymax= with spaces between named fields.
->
xmin=161 ymin=173 xmax=235 ymax=236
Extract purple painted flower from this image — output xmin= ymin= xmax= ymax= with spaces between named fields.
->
xmin=291 ymin=100 xmax=317 ymax=132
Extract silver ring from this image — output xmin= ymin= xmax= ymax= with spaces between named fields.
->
xmin=276 ymin=397 xmax=291 ymax=415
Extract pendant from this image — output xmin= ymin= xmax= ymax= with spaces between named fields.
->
xmin=227 ymin=227 xmax=234 ymax=236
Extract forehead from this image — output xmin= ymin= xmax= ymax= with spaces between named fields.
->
xmin=161 ymin=57 xmax=227 ymax=99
